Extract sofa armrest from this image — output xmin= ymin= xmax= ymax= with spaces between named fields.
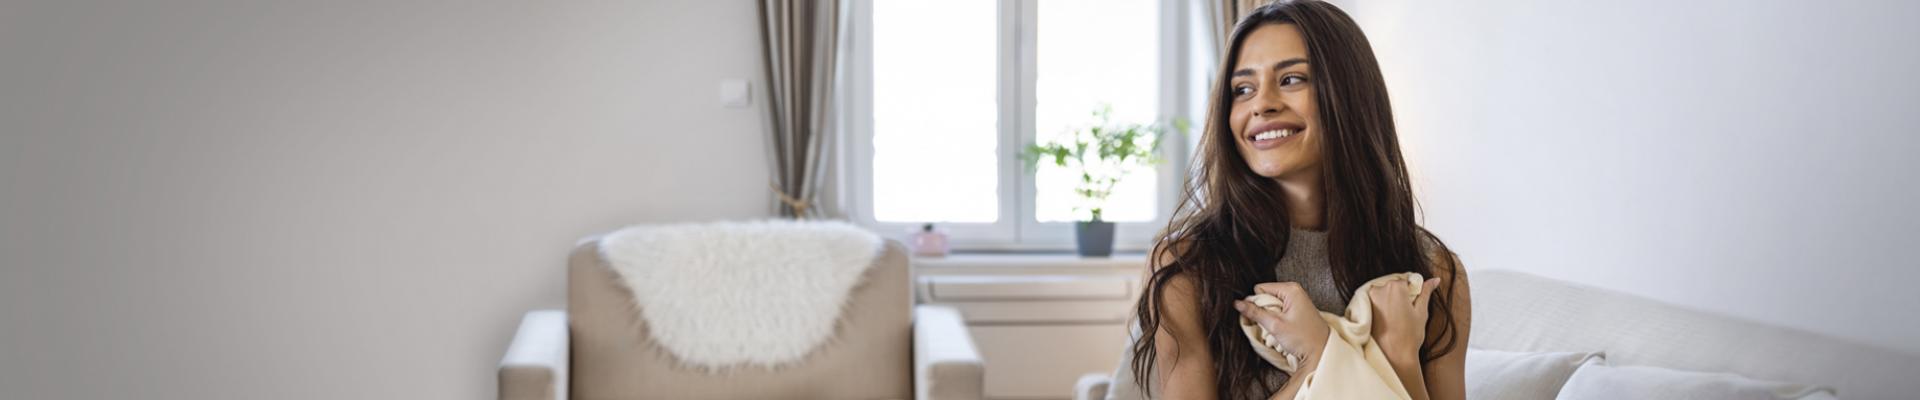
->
xmin=914 ymin=305 xmax=985 ymax=400
xmin=499 ymin=310 xmax=568 ymax=400
xmin=1075 ymin=373 xmax=1112 ymax=400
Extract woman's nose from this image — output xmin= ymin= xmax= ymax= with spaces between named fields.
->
xmin=1253 ymin=102 xmax=1281 ymax=118
xmin=1252 ymin=91 xmax=1284 ymax=117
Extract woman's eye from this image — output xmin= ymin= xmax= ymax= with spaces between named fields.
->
xmin=1281 ymin=75 xmax=1307 ymax=86
xmin=1233 ymin=85 xmax=1254 ymax=96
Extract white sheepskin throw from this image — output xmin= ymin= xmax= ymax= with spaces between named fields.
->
xmin=596 ymin=220 xmax=881 ymax=370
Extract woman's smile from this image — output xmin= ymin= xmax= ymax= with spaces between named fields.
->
xmin=1245 ymin=120 xmax=1307 ymax=151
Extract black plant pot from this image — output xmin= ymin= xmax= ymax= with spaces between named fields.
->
xmin=1075 ymin=218 xmax=1116 ymax=257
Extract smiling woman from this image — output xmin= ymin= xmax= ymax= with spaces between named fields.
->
xmin=1226 ymin=34 xmax=1322 ymax=210
xmin=1109 ymin=1 xmax=1471 ymax=400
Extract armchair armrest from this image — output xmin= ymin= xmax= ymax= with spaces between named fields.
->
xmin=1075 ymin=373 xmax=1113 ymax=400
xmin=914 ymin=305 xmax=985 ymax=400
xmin=499 ymin=310 xmax=568 ymax=400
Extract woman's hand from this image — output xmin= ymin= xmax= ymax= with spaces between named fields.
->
xmin=1234 ymin=282 xmax=1331 ymax=370
xmin=1369 ymin=276 xmax=1441 ymax=365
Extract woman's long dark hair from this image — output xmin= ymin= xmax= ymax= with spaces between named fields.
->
xmin=1129 ymin=1 xmax=1460 ymax=398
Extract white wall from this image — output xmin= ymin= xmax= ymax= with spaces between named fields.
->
xmin=0 ymin=1 xmax=769 ymax=399
xmin=1344 ymin=0 xmax=1920 ymax=354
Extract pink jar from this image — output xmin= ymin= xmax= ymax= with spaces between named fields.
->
xmin=910 ymin=223 xmax=950 ymax=257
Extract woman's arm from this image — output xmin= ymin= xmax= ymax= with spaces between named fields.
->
xmin=1420 ymin=252 xmax=1471 ymax=400
xmin=1153 ymin=274 xmax=1219 ymax=399
xmin=1376 ymin=248 xmax=1471 ymax=400
xmin=1375 ymin=278 xmax=1437 ymax=400
xmin=1392 ymin=354 xmax=1431 ymax=400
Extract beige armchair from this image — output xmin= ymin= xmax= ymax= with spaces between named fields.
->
xmin=499 ymin=238 xmax=986 ymax=400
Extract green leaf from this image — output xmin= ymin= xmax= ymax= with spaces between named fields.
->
xmin=1024 ymin=104 xmax=1184 ymax=210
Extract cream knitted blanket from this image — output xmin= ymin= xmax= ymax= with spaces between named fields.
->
xmin=1239 ymin=272 xmax=1424 ymax=400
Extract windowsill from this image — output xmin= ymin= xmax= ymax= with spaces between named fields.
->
xmin=912 ymin=252 xmax=1148 ymax=276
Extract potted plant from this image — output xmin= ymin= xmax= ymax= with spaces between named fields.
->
xmin=1023 ymin=105 xmax=1185 ymax=257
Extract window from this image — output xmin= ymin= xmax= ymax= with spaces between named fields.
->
xmin=846 ymin=0 xmax=1193 ymax=250
xmin=868 ymin=0 xmax=1001 ymax=224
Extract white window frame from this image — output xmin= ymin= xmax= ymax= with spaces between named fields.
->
xmin=840 ymin=0 xmax=1197 ymax=252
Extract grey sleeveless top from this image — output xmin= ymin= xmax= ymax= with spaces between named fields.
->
xmin=1269 ymin=228 xmax=1350 ymax=314
xmin=1105 ymin=228 xmax=1346 ymax=400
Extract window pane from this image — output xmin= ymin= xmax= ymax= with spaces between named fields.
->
xmin=1035 ymin=0 xmax=1160 ymax=223
xmin=871 ymin=0 xmax=999 ymax=223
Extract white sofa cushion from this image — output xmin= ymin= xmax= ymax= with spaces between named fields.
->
xmin=1555 ymin=361 xmax=1836 ymax=400
xmin=1469 ymin=269 xmax=1919 ymax=398
xmin=1465 ymin=348 xmax=1603 ymax=400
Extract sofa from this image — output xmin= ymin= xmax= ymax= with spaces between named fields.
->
xmin=1076 ymin=269 xmax=1920 ymax=399
xmin=498 ymin=238 xmax=986 ymax=400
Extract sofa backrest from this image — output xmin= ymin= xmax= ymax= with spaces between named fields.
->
xmin=567 ymin=237 xmax=912 ymax=400
xmin=1469 ymin=269 xmax=1920 ymax=399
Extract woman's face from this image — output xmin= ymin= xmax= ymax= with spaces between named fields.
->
xmin=1228 ymin=23 xmax=1323 ymax=181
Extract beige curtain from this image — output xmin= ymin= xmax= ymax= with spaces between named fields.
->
xmin=759 ymin=0 xmax=840 ymax=219
xmin=1203 ymin=0 xmax=1270 ymax=57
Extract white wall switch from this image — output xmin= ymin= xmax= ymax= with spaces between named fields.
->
xmin=719 ymin=79 xmax=750 ymax=108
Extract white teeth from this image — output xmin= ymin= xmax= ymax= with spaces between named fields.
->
xmin=1253 ymin=129 xmax=1294 ymax=141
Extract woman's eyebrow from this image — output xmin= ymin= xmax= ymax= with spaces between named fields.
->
xmin=1232 ymin=58 xmax=1310 ymax=77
